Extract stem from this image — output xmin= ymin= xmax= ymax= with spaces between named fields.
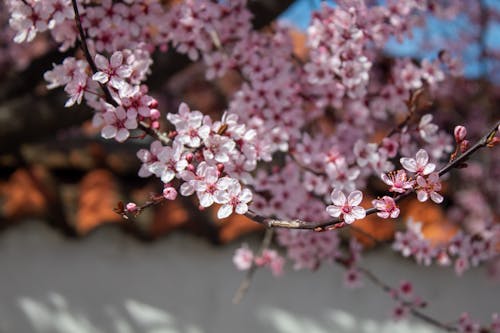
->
xmin=232 ymin=228 xmax=274 ymax=304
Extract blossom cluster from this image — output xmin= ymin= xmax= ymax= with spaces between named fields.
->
xmin=233 ymin=244 xmax=284 ymax=277
xmin=393 ymin=219 xmax=500 ymax=275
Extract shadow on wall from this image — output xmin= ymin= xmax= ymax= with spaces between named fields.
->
xmin=17 ymin=293 xmax=439 ymax=333
xmin=18 ymin=293 xmax=203 ymax=333
xmin=258 ymin=307 xmax=438 ymax=333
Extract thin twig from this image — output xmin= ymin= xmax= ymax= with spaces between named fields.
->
xmin=232 ymin=228 xmax=274 ymax=304
xmin=354 ymin=265 xmax=461 ymax=332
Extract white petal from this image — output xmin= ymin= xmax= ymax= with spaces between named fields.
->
xmin=326 ymin=205 xmax=342 ymax=217
xmin=239 ymin=188 xmax=252 ymax=203
xmin=101 ymin=125 xmax=116 ymax=139
xmin=198 ymin=192 xmax=214 ymax=208
xmin=348 ymin=190 xmax=363 ymax=206
xmin=161 ymin=169 xmax=175 ymax=183
xmin=115 ymin=128 xmax=129 ymax=142
xmin=343 ymin=213 xmax=355 ymax=224
xmin=331 ymin=189 xmax=346 ymax=206
xmin=430 ymin=192 xmax=443 ymax=204
xmin=417 ymin=190 xmax=428 ymax=202
xmin=217 ymin=204 xmax=233 ymax=219
xmin=110 ymin=51 xmax=123 ymax=68
xmin=400 ymin=157 xmax=417 ymax=173
xmin=415 ymin=149 xmax=429 ymax=166
xmin=92 ymin=71 xmax=109 ymax=84
xmin=422 ymin=163 xmax=436 ymax=175
xmin=351 ymin=206 xmax=366 ymax=219
xmin=235 ymin=202 xmax=248 ymax=215
xmin=94 ymin=54 xmax=109 ymax=70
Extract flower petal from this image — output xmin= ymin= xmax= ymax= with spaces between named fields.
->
xmin=326 ymin=205 xmax=342 ymax=217
xmin=217 ymin=204 xmax=233 ymax=219
xmin=331 ymin=189 xmax=346 ymax=206
xmin=348 ymin=190 xmax=363 ymax=206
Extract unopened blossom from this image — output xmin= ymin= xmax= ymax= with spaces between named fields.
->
xmin=343 ymin=268 xmax=363 ymax=288
xmin=233 ymin=244 xmax=254 ymax=271
xmin=400 ymin=149 xmax=435 ymax=175
xmin=416 ymin=172 xmax=443 ymax=203
xmin=163 ymin=186 xmax=178 ymax=201
xmin=216 ymin=179 xmax=253 ymax=219
xmin=326 ymin=189 xmax=366 ymax=224
xmin=454 ymin=125 xmax=467 ymax=143
xmin=372 ymin=196 xmax=400 ymax=219
xmin=92 ymin=51 xmax=132 ymax=90
xmin=381 ymin=170 xmax=414 ymax=193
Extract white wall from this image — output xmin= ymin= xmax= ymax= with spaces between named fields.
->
xmin=0 ymin=221 xmax=497 ymax=333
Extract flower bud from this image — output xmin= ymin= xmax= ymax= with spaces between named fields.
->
xmin=454 ymin=125 xmax=467 ymax=143
xmin=460 ymin=139 xmax=469 ymax=153
xmin=163 ymin=186 xmax=178 ymax=201
xmin=126 ymin=202 xmax=138 ymax=213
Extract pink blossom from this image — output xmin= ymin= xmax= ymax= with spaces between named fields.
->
xmin=163 ymin=186 xmax=178 ymax=201
xmin=391 ymin=303 xmax=409 ymax=321
xmin=92 ymin=51 xmax=132 ymax=90
xmin=372 ymin=196 xmax=400 ymax=219
xmin=381 ymin=170 xmax=414 ymax=193
xmin=400 ymin=149 xmax=436 ymax=175
xmin=101 ymin=105 xmax=137 ymax=142
xmin=233 ymin=244 xmax=254 ymax=271
xmin=416 ymin=172 xmax=443 ymax=204
xmin=216 ymin=179 xmax=252 ymax=219
xmin=254 ymin=249 xmax=284 ymax=277
xmin=326 ymin=189 xmax=366 ymax=224
xmin=343 ymin=268 xmax=363 ymax=288
xmin=454 ymin=125 xmax=467 ymax=143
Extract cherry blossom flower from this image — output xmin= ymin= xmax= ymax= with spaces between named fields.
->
xmin=372 ymin=196 xmax=400 ymax=219
xmin=254 ymin=249 xmax=285 ymax=277
xmin=233 ymin=244 xmax=254 ymax=271
xmin=343 ymin=268 xmax=363 ymax=288
xmin=381 ymin=170 xmax=414 ymax=193
xmin=326 ymin=189 xmax=366 ymax=224
xmin=391 ymin=303 xmax=410 ymax=321
xmin=400 ymin=149 xmax=436 ymax=175
xmin=148 ymin=140 xmax=187 ymax=183
xmin=101 ymin=105 xmax=137 ymax=142
xmin=416 ymin=172 xmax=443 ymax=203
xmin=216 ymin=179 xmax=252 ymax=219
xmin=92 ymin=51 xmax=132 ymax=90
xmin=418 ymin=114 xmax=438 ymax=143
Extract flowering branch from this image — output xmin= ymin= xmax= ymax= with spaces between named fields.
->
xmin=70 ymin=0 xmax=170 ymax=146
xmin=246 ymin=120 xmax=499 ymax=230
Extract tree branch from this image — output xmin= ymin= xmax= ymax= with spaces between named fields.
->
xmin=245 ymin=120 xmax=500 ymax=230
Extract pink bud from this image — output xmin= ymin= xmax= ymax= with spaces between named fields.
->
xmin=454 ymin=125 xmax=467 ymax=143
xmin=460 ymin=140 xmax=469 ymax=153
xmin=126 ymin=202 xmax=138 ymax=213
xmin=163 ymin=186 xmax=178 ymax=200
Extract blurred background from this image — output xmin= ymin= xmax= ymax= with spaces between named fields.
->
xmin=0 ymin=0 xmax=499 ymax=332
